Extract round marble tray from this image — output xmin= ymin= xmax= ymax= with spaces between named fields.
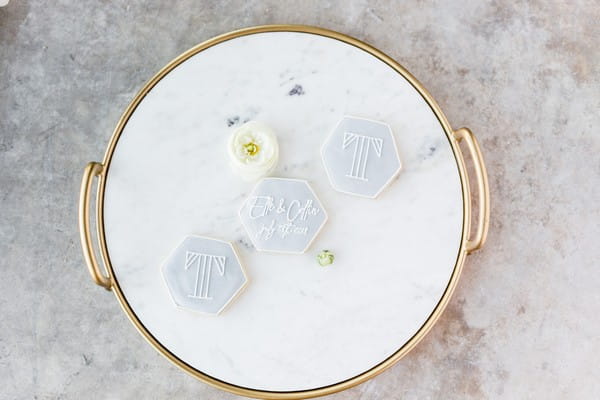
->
xmin=80 ymin=26 xmax=489 ymax=399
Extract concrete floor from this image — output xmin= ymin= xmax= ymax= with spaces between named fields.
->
xmin=0 ymin=1 xmax=598 ymax=399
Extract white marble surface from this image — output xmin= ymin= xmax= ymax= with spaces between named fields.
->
xmin=103 ymin=32 xmax=463 ymax=391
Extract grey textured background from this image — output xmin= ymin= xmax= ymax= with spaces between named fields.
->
xmin=1 ymin=1 xmax=598 ymax=399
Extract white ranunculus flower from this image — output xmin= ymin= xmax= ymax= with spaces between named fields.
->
xmin=227 ymin=121 xmax=279 ymax=181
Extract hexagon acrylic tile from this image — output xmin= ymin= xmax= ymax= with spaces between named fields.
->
xmin=239 ymin=178 xmax=328 ymax=254
xmin=322 ymin=116 xmax=402 ymax=198
xmin=162 ymin=236 xmax=248 ymax=315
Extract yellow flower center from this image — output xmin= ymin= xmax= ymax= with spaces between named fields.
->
xmin=243 ymin=141 xmax=260 ymax=156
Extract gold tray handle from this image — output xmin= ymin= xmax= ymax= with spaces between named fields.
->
xmin=79 ymin=162 xmax=112 ymax=290
xmin=454 ymin=128 xmax=490 ymax=254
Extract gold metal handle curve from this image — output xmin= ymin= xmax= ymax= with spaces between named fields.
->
xmin=454 ymin=128 xmax=490 ymax=254
xmin=79 ymin=162 xmax=112 ymax=289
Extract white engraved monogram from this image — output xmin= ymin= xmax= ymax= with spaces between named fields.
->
xmin=184 ymin=251 xmax=226 ymax=300
xmin=342 ymin=132 xmax=383 ymax=181
xmin=247 ymin=195 xmax=320 ymax=241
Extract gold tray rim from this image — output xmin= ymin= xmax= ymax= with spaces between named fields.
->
xmin=92 ymin=24 xmax=476 ymax=399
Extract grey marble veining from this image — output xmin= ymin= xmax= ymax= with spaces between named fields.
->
xmin=0 ymin=1 xmax=598 ymax=399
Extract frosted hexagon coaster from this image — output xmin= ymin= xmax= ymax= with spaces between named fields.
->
xmin=239 ymin=178 xmax=328 ymax=254
xmin=322 ymin=116 xmax=402 ymax=198
xmin=162 ymin=236 xmax=248 ymax=315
